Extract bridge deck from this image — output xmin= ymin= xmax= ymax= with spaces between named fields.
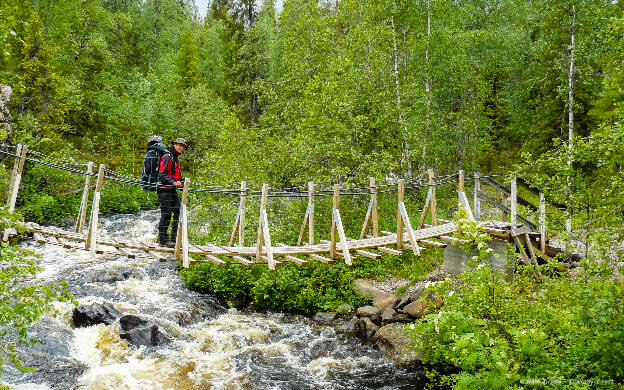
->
xmin=20 ymin=221 xmax=456 ymax=264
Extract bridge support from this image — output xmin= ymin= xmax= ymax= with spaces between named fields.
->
xmin=360 ymin=177 xmax=379 ymax=239
xmin=75 ymin=161 xmax=94 ymax=233
xmin=297 ymin=181 xmax=314 ymax=246
xmin=418 ymin=169 xmax=437 ymax=229
xmin=473 ymin=171 xmax=481 ymax=220
xmin=3 ymin=145 xmax=27 ymax=242
xmin=229 ymin=180 xmax=247 ymax=246
xmin=175 ymin=178 xmax=191 ymax=268
xmin=397 ymin=179 xmax=421 ymax=256
xmin=330 ymin=184 xmax=351 ymax=264
xmin=457 ymin=169 xmax=475 ymax=220
xmin=256 ymin=184 xmax=276 ymax=269
xmin=86 ymin=164 xmax=105 ymax=257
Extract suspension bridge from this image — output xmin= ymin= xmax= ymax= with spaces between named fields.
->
xmin=1 ymin=143 xmax=574 ymax=271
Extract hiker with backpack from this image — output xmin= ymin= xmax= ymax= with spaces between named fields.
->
xmin=156 ymin=137 xmax=188 ymax=247
xmin=140 ymin=135 xmax=167 ymax=192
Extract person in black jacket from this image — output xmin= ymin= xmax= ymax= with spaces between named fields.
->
xmin=157 ymin=138 xmax=188 ymax=247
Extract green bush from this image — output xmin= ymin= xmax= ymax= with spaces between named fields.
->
xmin=405 ymin=217 xmax=624 ymax=389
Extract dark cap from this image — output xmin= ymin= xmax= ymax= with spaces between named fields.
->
xmin=173 ymin=137 xmax=189 ymax=148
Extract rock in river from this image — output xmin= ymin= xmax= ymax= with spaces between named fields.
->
xmin=73 ymin=302 xmax=122 ymax=328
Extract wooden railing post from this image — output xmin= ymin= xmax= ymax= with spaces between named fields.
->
xmin=396 ymin=178 xmax=421 ymax=256
xmin=502 ymin=194 xmax=508 ymax=222
xmin=429 ymin=169 xmax=438 ymax=226
xmin=308 ymin=181 xmax=314 ymax=245
xmin=86 ymin=164 xmax=105 ymax=257
xmin=3 ymin=145 xmax=26 ymax=241
xmin=256 ymin=184 xmax=275 ymax=269
xmin=510 ymin=176 xmax=517 ymax=233
xmin=5 ymin=144 xmax=21 ymax=205
xmin=359 ymin=177 xmax=379 ymax=239
xmin=331 ymin=184 xmax=339 ymax=258
xmin=330 ymin=184 xmax=352 ymax=264
xmin=75 ymin=161 xmax=94 ymax=233
xmin=397 ymin=179 xmax=404 ymax=249
xmin=175 ymin=178 xmax=190 ymax=267
xmin=539 ymin=192 xmax=546 ymax=252
xmin=458 ymin=169 xmax=464 ymax=194
xmin=229 ymin=180 xmax=246 ymax=246
xmin=297 ymin=181 xmax=315 ymax=246
xmin=457 ymin=169 xmax=475 ymax=220
xmin=474 ymin=171 xmax=481 ymax=221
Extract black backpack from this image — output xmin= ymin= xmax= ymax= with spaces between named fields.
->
xmin=139 ymin=138 xmax=168 ymax=192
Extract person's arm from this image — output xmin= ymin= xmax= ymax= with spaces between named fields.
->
xmin=158 ymin=154 xmax=175 ymax=188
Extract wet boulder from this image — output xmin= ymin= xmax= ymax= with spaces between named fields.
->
xmin=356 ymin=306 xmax=380 ymax=317
xmin=358 ymin=317 xmax=379 ymax=339
xmin=91 ymin=265 xmax=136 ymax=283
xmin=73 ymin=302 xmax=122 ymax=328
xmin=313 ymin=311 xmax=337 ymax=324
xmin=119 ymin=315 xmax=166 ymax=347
xmin=374 ymin=323 xmax=422 ymax=366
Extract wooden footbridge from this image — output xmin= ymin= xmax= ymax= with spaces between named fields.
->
xmin=1 ymin=144 xmax=570 ymax=270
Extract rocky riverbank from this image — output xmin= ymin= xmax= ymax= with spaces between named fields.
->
xmin=309 ymin=277 xmax=445 ymax=367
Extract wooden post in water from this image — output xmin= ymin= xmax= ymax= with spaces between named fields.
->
xmin=473 ymin=171 xmax=481 ymax=221
xmin=256 ymin=184 xmax=275 ymax=269
xmin=510 ymin=176 xmax=517 ymax=234
xmin=396 ymin=179 xmax=404 ymax=249
xmin=86 ymin=164 xmax=105 ymax=257
xmin=539 ymin=192 xmax=546 ymax=252
xmin=330 ymin=184 xmax=339 ymax=259
xmin=75 ymin=161 xmax=94 ymax=233
xmin=3 ymin=145 xmax=26 ymax=241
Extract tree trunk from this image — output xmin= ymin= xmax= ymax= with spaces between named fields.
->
xmin=566 ymin=4 xmax=576 ymax=234
xmin=422 ymin=0 xmax=432 ymax=169
xmin=149 ymin=0 xmax=160 ymax=70
xmin=391 ymin=11 xmax=410 ymax=173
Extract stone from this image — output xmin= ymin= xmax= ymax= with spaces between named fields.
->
xmin=356 ymin=305 xmax=380 ymax=317
xmin=72 ymin=302 xmax=121 ymax=328
xmin=381 ymin=307 xmax=396 ymax=322
xmin=373 ymin=293 xmax=398 ymax=313
xmin=403 ymin=300 xmax=426 ymax=319
xmin=312 ymin=311 xmax=337 ymax=324
xmin=394 ymin=295 xmax=410 ymax=310
xmin=335 ymin=318 xmax=359 ymax=335
xmin=392 ymin=313 xmax=411 ymax=323
xmin=119 ymin=315 xmax=164 ymax=347
xmin=358 ymin=316 xmax=379 ymax=339
xmin=443 ymin=238 xmax=512 ymax=278
xmin=408 ymin=288 xmax=425 ymax=302
xmin=369 ymin=314 xmax=382 ymax=325
xmin=352 ymin=278 xmax=384 ymax=300
xmin=92 ymin=266 xmax=135 ymax=283
xmin=374 ymin=323 xmax=422 ymax=366
xmin=335 ymin=303 xmax=354 ymax=315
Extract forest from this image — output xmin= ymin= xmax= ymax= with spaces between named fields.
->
xmin=1 ymin=0 xmax=623 ymax=388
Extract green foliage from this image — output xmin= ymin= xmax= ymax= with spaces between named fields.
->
xmin=180 ymin=248 xmax=443 ymax=315
xmin=0 ymin=207 xmax=76 ymax=378
xmin=406 ymin=217 xmax=624 ymax=389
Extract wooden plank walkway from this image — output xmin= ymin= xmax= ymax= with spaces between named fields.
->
xmin=17 ymin=221 xmax=457 ymax=263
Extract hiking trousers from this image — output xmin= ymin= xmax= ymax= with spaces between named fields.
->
xmin=157 ymin=190 xmax=180 ymax=244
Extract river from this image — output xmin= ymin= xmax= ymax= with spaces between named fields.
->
xmin=2 ymin=210 xmax=425 ymax=389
